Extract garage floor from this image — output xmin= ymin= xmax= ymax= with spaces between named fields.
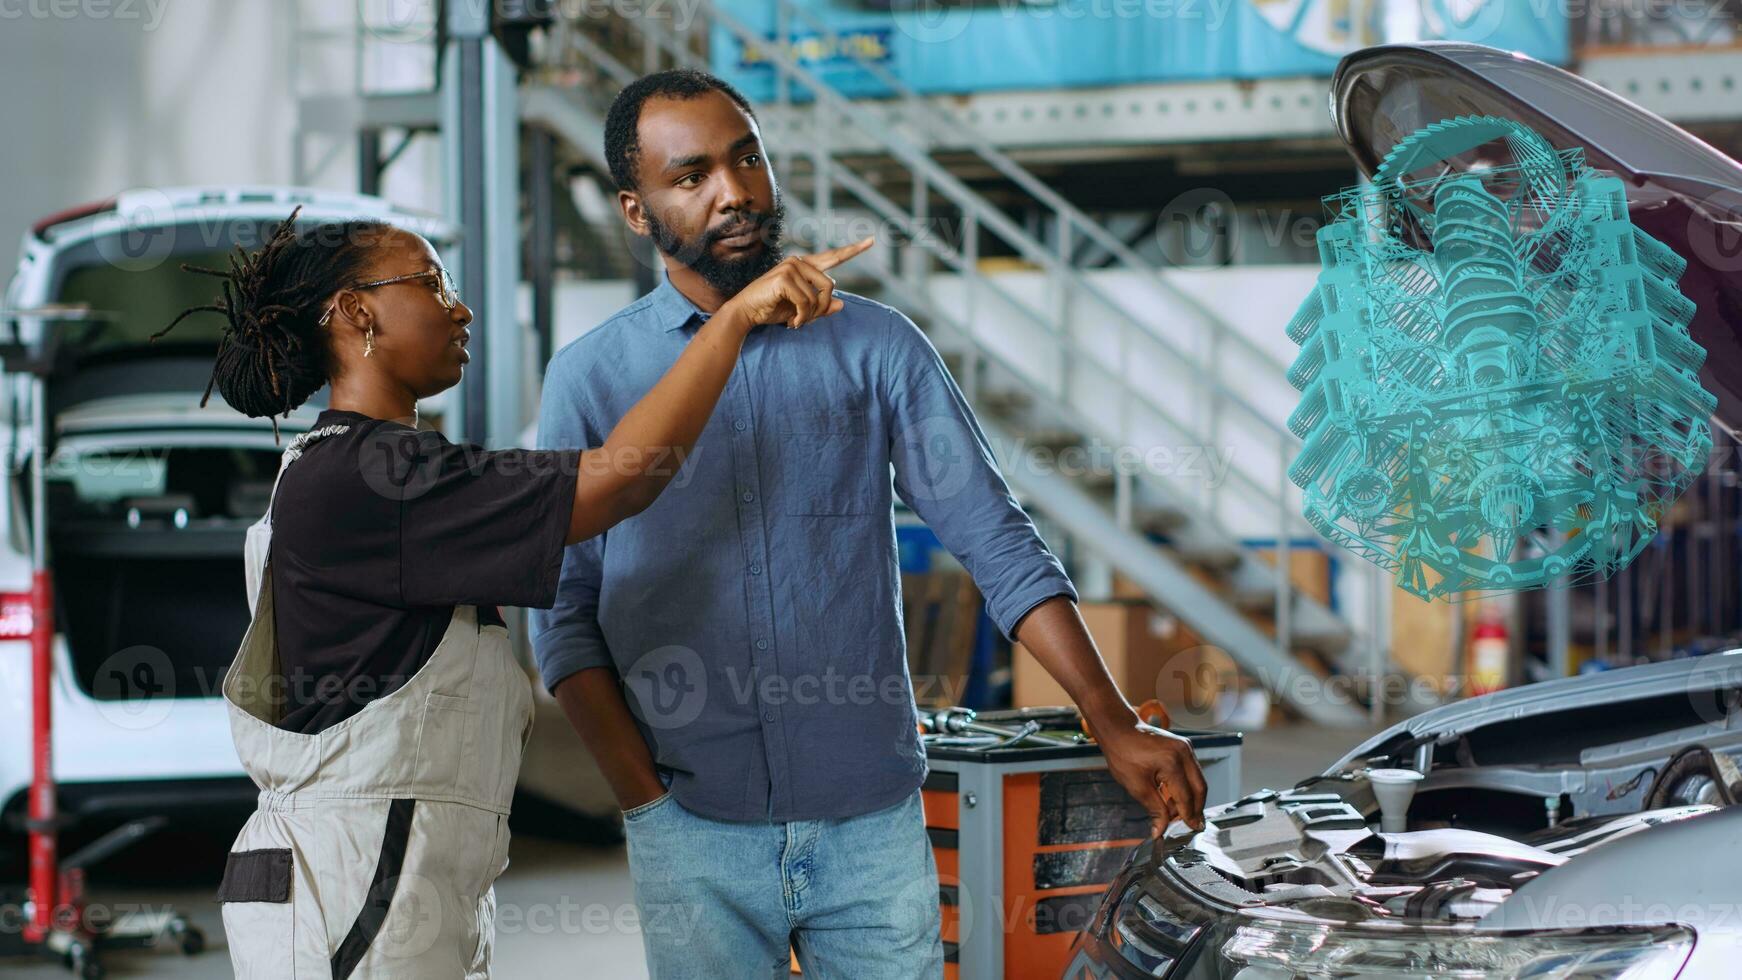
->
xmin=1 ymin=723 xmax=1374 ymax=978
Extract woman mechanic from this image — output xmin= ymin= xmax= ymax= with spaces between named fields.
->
xmin=155 ymin=208 xmax=870 ymax=978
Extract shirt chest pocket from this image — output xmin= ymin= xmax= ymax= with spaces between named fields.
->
xmin=777 ymin=409 xmax=876 ymax=516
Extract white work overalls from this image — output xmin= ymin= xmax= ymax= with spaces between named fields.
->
xmin=217 ymin=426 xmax=535 ymax=979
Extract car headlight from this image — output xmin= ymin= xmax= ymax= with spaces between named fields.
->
xmin=1108 ymin=882 xmax=1205 ymax=977
xmin=1206 ymin=917 xmax=1694 ymax=979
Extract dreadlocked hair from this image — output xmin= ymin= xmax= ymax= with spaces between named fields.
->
xmin=152 ymin=206 xmax=395 ymax=439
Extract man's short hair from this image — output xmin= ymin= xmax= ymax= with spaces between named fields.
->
xmin=604 ymin=68 xmax=759 ymax=193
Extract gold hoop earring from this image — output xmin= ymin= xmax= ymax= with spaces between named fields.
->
xmin=364 ymin=325 xmax=375 ymax=358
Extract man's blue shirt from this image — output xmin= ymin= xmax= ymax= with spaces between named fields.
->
xmin=531 ymin=270 xmax=1076 ymax=822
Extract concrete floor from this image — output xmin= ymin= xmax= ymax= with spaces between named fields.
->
xmin=0 ymin=722 xmax=1373 ymax=978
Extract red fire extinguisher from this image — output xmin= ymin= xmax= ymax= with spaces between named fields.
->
xmin=1467 ymin=603 xmax=1510 ymax=697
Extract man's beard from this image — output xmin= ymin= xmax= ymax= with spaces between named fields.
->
xmin=644 ymin=195 xmax=787 ymax=298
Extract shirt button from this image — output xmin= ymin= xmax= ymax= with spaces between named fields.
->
xmin=755 ymin=639 xmax=768 ymax=650
xmin=733 ymin=419 xmax=748 ymax=432
xmin=749 ymin=563 xmax=762 ymax=575
xmin=763 ymin=711 xmax=776 ymax=723
xmin=742 ymin=491 xmax=755 ymax=503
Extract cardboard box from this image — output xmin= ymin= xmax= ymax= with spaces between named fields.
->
xmin=1263 ymin=547 xmax=1333 ymax=605
xmin=1390 ymin=586 xmax=1477 ymax=699
xmin=902 ymin=570 xmax=982 ymax=708
xmin=1112 ymin=547 xmax=1332 ymax=606
xmin=1013 ymin=601 xmax=1233 ymax=727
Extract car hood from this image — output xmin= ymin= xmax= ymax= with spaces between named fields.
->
xmin=1328 ymin=650 xmax=1742 ymax=773
xmin=1330 ymin=41 xmax=1742 ymax=428
xmin=1485 ymin=803 xmax=1742 ymax=929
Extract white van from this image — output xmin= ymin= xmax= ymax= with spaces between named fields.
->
xmin=0 ymin=188 xmax=457 ymax=846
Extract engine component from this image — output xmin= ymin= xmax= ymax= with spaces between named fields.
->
xmin=1644 ymin=745 xmax=1742 ymax=809
xmin=1284 ymin=115 xmax=1715 ymax=600
xmin=1165 ymin=785 xmax=1714 ymax=926
xmin=1366 ymin=767 xmax=1423 ymax=832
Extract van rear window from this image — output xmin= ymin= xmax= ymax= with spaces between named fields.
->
xmin=54 ymin=249 xmax=234 ymax=356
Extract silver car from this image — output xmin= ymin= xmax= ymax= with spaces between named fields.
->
xmin=1069 ymin=653 xmax=1742 ymax=977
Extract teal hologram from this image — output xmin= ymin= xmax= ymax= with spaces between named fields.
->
xmin=1285 ymin=116 xmax=1716 ymax=601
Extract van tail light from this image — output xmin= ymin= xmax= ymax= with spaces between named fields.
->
xmin=0 ymin=591 xmax=35 ymax=639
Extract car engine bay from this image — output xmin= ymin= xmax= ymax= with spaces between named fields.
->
xmin=1165 ymin=787 xmax=1719 ymax=926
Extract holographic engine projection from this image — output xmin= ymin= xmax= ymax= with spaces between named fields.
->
xmin=1285 ymin=116 xmax=1716 ymax=601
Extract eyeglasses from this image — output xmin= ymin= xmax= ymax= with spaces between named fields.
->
xmin=318 ymin=267 xmax=460 ymax=326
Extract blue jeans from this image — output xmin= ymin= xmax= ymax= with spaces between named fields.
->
xmin=621 ymin=787 xmax=944 ymax=979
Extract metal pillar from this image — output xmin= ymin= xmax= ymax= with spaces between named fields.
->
xmin=529 ymin=129 xmax=555 ymax=377
xmin=442 ymin=2 xmax=522 ymax=446
xmin=358 ymin=129 xmax=382 ymax=197
xmin=1547 ymin=579 xmax=1570 ymax=679
xmin=1547 ymin=530 xmax=1570 ymax=678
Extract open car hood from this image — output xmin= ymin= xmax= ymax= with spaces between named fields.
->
xmin=1330 ymin=42 xmax=1742 ymax=429
xmin=1329 ymin=649 xmax=1742 ymax=771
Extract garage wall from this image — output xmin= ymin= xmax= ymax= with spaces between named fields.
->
xmin=0 ymin=2 xmax=309 ymax=273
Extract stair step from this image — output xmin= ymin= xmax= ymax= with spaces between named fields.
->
xmin=1022 ymin=428 xmax=1084 ymax=452
xmin=1293 ymin=629 xmax=1353 ymax=655
xmin=1226 ymin=590 xmax=1353 ymax=652
xmin=1214 ymin=592 xmax=1354 ymax=655
xmin=1229 ymin=585 xmax=1287 ymax=612
xmin=833 ymin=267 xmax=881 ymax=290
xmin=1167 ymin=541 xmax=1242 ymax=570
xmin=976 ymin=388 xmax=1033 ymax=419
xmin=1079 ymin=469 xmax=1118 ymax=493
xmin=1137 ymin=507 xmax=1189 ymax=536
xmin=1270 ymin=625 xmax=1354 ymax=657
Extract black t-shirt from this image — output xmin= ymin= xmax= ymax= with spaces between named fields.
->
xmin=268 ymin=409 xmax=582 ymax=734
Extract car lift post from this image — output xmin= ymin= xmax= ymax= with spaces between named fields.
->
xmin=0 ymin=307 xmax=72 ymax=959
xmin=25 ymin=345 xmax=56 ymax=953
xmin=0 ymin=306 xmax=204 ymax=978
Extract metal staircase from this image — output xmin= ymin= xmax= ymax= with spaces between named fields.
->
xmin=525 ymin=5 xmax=1371 ymax=725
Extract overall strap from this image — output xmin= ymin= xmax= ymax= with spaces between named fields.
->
xmin=244 ymin=422 xmax=352 ymax=617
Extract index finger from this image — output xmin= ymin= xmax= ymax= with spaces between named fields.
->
xmin=1158 ymin=772 xmax=1197 ymax=833
xmin=1183 ymin=754 xmax=1208 ymax=823
xmin=1167 ymin=752 xmax=1207 ymax=830
xmin=803 ymin=235 xmax=875 ymax=271
xmin=1136 ymin=778 xmax=1175 ymax=838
